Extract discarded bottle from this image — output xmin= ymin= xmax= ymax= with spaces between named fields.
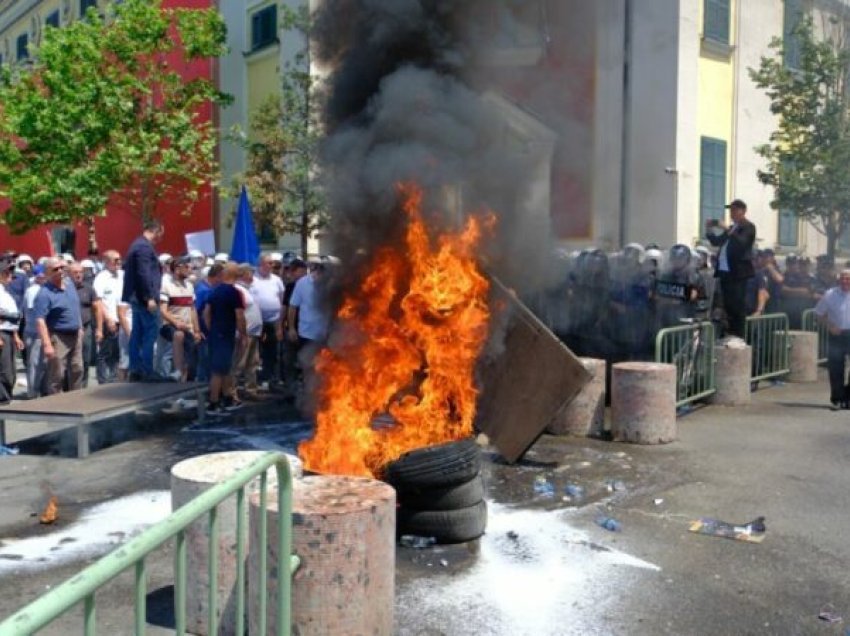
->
xmin=0 ymin=444 xmax=19 ymax=456
xmin=595 ymin=516 xmax=622 ymax=532
xmin=606 ymin=480 xmax=626 ymax=493
xmin=533 ymin=476 xmax=555 ymax=498
xmin=564 ymin=484 xmax=584 ymax=498
xmin=399 ymin=535 xmax=437 ymax=549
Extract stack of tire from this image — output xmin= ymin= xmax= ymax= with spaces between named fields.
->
xmin=383 ymin=438 xmax=487 ymax=544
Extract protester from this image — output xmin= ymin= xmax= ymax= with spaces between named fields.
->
xmin=287 ymin=261 xmax=331 ymax=403
xmin=203 ymin=263 xmax=246 ymax=415
xmin=814 ymin=269 xmax=850 ymax=410
xmin=69 ymin=261 xmax=100 ymax=388
xmin=122 ymin=219 xmax=166 ymax=381
xmin=34 ymin=257 xmax=83 ymax=395
xmin=781 ymin=254 xmax=813 ymax=329
xmin=194 ymin=263 xmax=223 ymax=383
xmin=233 ymin=264 xmax=262 ymax=400
xmin=251 ymin=252 xmax=285 ymax=390
xmin=24 ymin=265 xmax=47 ymax=397
xmin=705 ymin=199 xmax=756 ymax=338
xmin=159 ymin=255 xmax=200 ymax=381
xmin=0 ymin=258 xmax=22 ymax=402
xmin=93 ymin=250 xmax=123 ymax=384
xmin=281 ymin=258 xmax=309 ymax=396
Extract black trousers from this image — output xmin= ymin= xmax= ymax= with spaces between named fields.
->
xmin=259 ymin=322 xmax=279 ymax=384
xmin=719 ymin=275 xmax=749 ymax=338
xmin=0 ymin=331 xmax=15 ymax=398
xmin=96 ymin=329 xmax=120 ymax=384
xmin=827 ymin=332 xmax=850 ymax=404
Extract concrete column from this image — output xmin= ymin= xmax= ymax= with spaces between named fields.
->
xmin=249 ymin=475 xmax=396 ymax=636
xmin=711 ymin=338 xmax=752 ymax=406
xmin=787 ymin=330 xmax=818 ymax=383
xmin=611 ymin=361 xmax=676 ymax=444
xmin=547 ymin=357 xmax=606 ymax=437
xmin=170 ymin=451 xmax=303 ymax=636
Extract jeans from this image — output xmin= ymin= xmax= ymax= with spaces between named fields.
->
xmin=129 ymin=301 xmax=160 ymax=377
xmin=25 ymin=334 xmax=47 ymax=398
xmin=827 ymin=332 xmax=850 ymax=404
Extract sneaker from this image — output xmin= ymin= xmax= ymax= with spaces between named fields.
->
xmin=205 ymin=401 xmax=225 ymax=416
xmin=169 ymin=369 xmax=184 ymax=382
xmin=222 ymin=396 xmax=244 ymax=412
xmin=830 ymin=401 xmax=841 ymax=411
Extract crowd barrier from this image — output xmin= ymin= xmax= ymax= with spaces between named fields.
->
xmin=802 ymin=308 xmax=828 ymax=364
xmin=745 ymin=313 xmax=791 ymax=382
xmin=654 ymin=321 xmax=717 ymax=407
xmin=0 ymin=452 xmax=298 ymax=636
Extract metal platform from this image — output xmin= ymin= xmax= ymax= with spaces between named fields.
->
xmin=0 ymin=382 xmax=207 ymax=458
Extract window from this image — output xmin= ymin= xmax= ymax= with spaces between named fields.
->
xmin=16 ymin=33 xmax=28 ymax=61
xmin=703 ymin=0 xmax=730 ymax=44
xmin=783 ymin=0 xmax=804 ymax=69
xmin=700 ymin=137 xmax=727 ymax=228
xmin=45 ymin=10 xmax=60 ymax=29
xmin=80 ymin=0 xmax=97 ymax=16
xmin=250 ymin=4 xmax=278 ymax=52
xmin=777 ymin=209 xmax=799 ymax=246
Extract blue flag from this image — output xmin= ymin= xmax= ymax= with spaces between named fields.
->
xmin=230 ymin=186 xmax=260 ymax=266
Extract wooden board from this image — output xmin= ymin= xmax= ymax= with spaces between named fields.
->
xmin=475 ymin=279 xmax=591 ymax=463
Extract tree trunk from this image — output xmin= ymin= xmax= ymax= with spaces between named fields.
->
xmin=300 ymin=195 xmax=309 ymax=258
xmin=826 ymin=222 xmax=837 ymax=264
xmin=85 ymin=218 xmax=98 ymax=256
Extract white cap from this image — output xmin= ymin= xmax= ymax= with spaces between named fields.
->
xmin=202 ymin=266 xmax=210 ymax=277
xmin=214 ymin=252 xmax=228 ymax=262
xmin=269 ymin=252 xmax=283 ymax=262
xmin=158 ymin=253 xmax=172 ymax=264
xmin=16 ymin=254 xmax=32 ymax=265
xmin=205 ymin=257 xmax=214 ymax=266
xmin=81 ymin=259 xmax=95 ymax=269
xmin=61 ymin=253 xmax=74 ymax=263
xmin=188 ymin=249 xmax=204 ymax=259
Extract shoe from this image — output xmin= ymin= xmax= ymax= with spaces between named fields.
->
xmin=205 ymin=401 xmax=225 ymax=416
xmin=830 ymin=401 xmax=841 ymax=411
xmin=841 ymin=401 xmax=850 ymax=410
xmin=169 ymin=369 xmax=184 ymax=382
xmin=128 ymin=371 xmax=144 ymax=383
xmin=143 ymin=372 xmax=176 ymax=383
xmin=221 ymin=396 xmax=244 ymax=412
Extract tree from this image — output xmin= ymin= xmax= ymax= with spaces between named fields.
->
xmin=0 ymin=0 xmax=230 ymax=234
xmin=750 ymin=17 xmax=850 ymax=261
xmin=233 ymin=5 xmax=326 ymax=257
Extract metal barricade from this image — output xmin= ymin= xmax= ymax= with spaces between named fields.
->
xmin=745 ymin=313 xmax=791 ymax=382
xmin=0 ymin=452 xmax=299 ymax=636
xmin=802 ymin=308 xmax=828 ymax=364
xmin=654 ymin=321 xmax=716 ymax=407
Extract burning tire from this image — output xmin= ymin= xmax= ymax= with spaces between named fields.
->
xmin=397 ymin=500 xmax=488 ymax=544
xmin=397 ymin=474 xmax=485 ymax=511
xmin=383 ymin=438 xmax=481 ymax=490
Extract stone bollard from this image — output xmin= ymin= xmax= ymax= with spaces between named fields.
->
xmin=611 ymin=361 xmax=676 ymax=444
xmin=711 ymin=338 xmax=751 ymax=406
xmin=787 ymin=330 xmax=818 ymax=382
xmin=170 ymin=451 xmax=303 ymax=636
xmin=249 ymin=475 xmax=396 ymax=636
xmin=547 ymin=357 xmax=605 ymax=437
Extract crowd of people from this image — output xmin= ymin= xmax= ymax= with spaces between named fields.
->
xmin=0 ymin=219 xmax=332 ymax=416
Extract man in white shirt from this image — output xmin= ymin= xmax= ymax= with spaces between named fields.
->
xmin=816 ymin=269 xmax=850 ymax=410
xmin=250 ymin=252 xmax=285 ymax=389
xmin=24 ymin=265 xmax=47 ymax=397
xmin=93 ymin=250 xmax=124 ymax=384
xmin=233 ymin=264 xmax=263 ymax=399
xmin=287 ymin=262 xmax=330 ymax=402
xmin=0 ymin=259 xmax=23 ymax=401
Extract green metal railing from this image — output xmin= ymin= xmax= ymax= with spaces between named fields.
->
xmin=655 ymin=321 xmax=717 ymax=407
xmin=745 ymin=313 xmax=791 ymax=382
xmin=0 ymin=452 xmax=298 ymax=636
xmin=802 ymin=308 xmax=828 ymax=364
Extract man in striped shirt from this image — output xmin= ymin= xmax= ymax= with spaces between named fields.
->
xmin=159 ymin=256 xmax=201 ymax=381
xmin=815 ymin=269 xmax=850 ymax=410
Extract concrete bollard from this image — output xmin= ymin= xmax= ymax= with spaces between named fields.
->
xmin=787 ymin=330 xmax=818 ymax=383
xmin=249 ymin=475 xmax=396 ymax=636
xmin=170 ymin=451 xmax=303 ymax=636
xmin=711 ymin=338 xmax=752 ymax=406
xmin=611 ymin=361 xmax=676 ymax=444
xmin=547 ymin=357 xmax=605 ymax=437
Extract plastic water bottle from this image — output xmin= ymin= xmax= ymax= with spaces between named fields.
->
xmin=533 ymin=476 xmax=555 ymax=498
xmin=596 ymin=516 xmax=622 ymax=532
xmin=564 ymin=484 xmax=584 ymax=498
xmin=399 ymin=535 xmax=436 ymax=549
xmin=0 ymin=445 xmax=19 ymax=456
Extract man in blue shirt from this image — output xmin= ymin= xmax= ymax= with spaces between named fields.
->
xmin=122 ymin=219 xmax=165 ymax=381
xmin=35 ymin=257 xmax=83 ymax=395
xmin=193 ymin=263 xmax=223 ymax=383
xmin=203 ymin=263 xmax=246 ymax=414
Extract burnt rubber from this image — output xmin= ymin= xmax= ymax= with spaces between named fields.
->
xmin=397 ymin=474 xmax=485 ymax=511
xmin=397 ymin=500 xmax=488 ymax=544
xmin=382 ymin=438 xmax=482 ymax=490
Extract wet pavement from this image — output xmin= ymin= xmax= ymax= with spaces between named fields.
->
xmin=1 ymin=373 xmax=850 ymax=635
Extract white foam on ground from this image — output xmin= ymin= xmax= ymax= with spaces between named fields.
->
xmin=396 ymin=502 xmax=660 ymax=636
xmin=0 ymin=491 xmax=170 ymax=575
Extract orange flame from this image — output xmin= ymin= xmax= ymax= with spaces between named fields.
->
xmin=39 ymin=496 xmax=58 ymax=525
xmin=299 ymin=182 xmax=493 ymax=478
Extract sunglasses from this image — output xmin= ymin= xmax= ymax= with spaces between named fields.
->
xmin=50 ymin=266 xmax=66 ymax=272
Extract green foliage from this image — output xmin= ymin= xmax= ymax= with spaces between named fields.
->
xmin=0 ymin=0 xmax=230 ymax=233
xmin=749 ymin=17 xmax=850 ymax=259
xmin=232 ymin=4 xmax=327 ymax=256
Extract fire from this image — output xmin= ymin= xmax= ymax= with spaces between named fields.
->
xmin=39 ymin=496 xmax=58 ymax=525
xmin=299 ymin=182 xmax=493 ymax=478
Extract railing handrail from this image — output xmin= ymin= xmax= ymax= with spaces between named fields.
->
xmin=0 ymin=451 xmax=296 ymax=636
xmin=655 ymin=320 xmax=716 ymax=408
xmin=745 ymin=312 xmax=791 ymax=382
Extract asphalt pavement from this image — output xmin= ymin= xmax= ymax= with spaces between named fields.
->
xmin=1 ymin=371 xmax=849 ymax=635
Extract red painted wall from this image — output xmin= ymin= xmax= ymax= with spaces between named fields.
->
xmin=0 ymin=0 xmax=217 ymax=260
